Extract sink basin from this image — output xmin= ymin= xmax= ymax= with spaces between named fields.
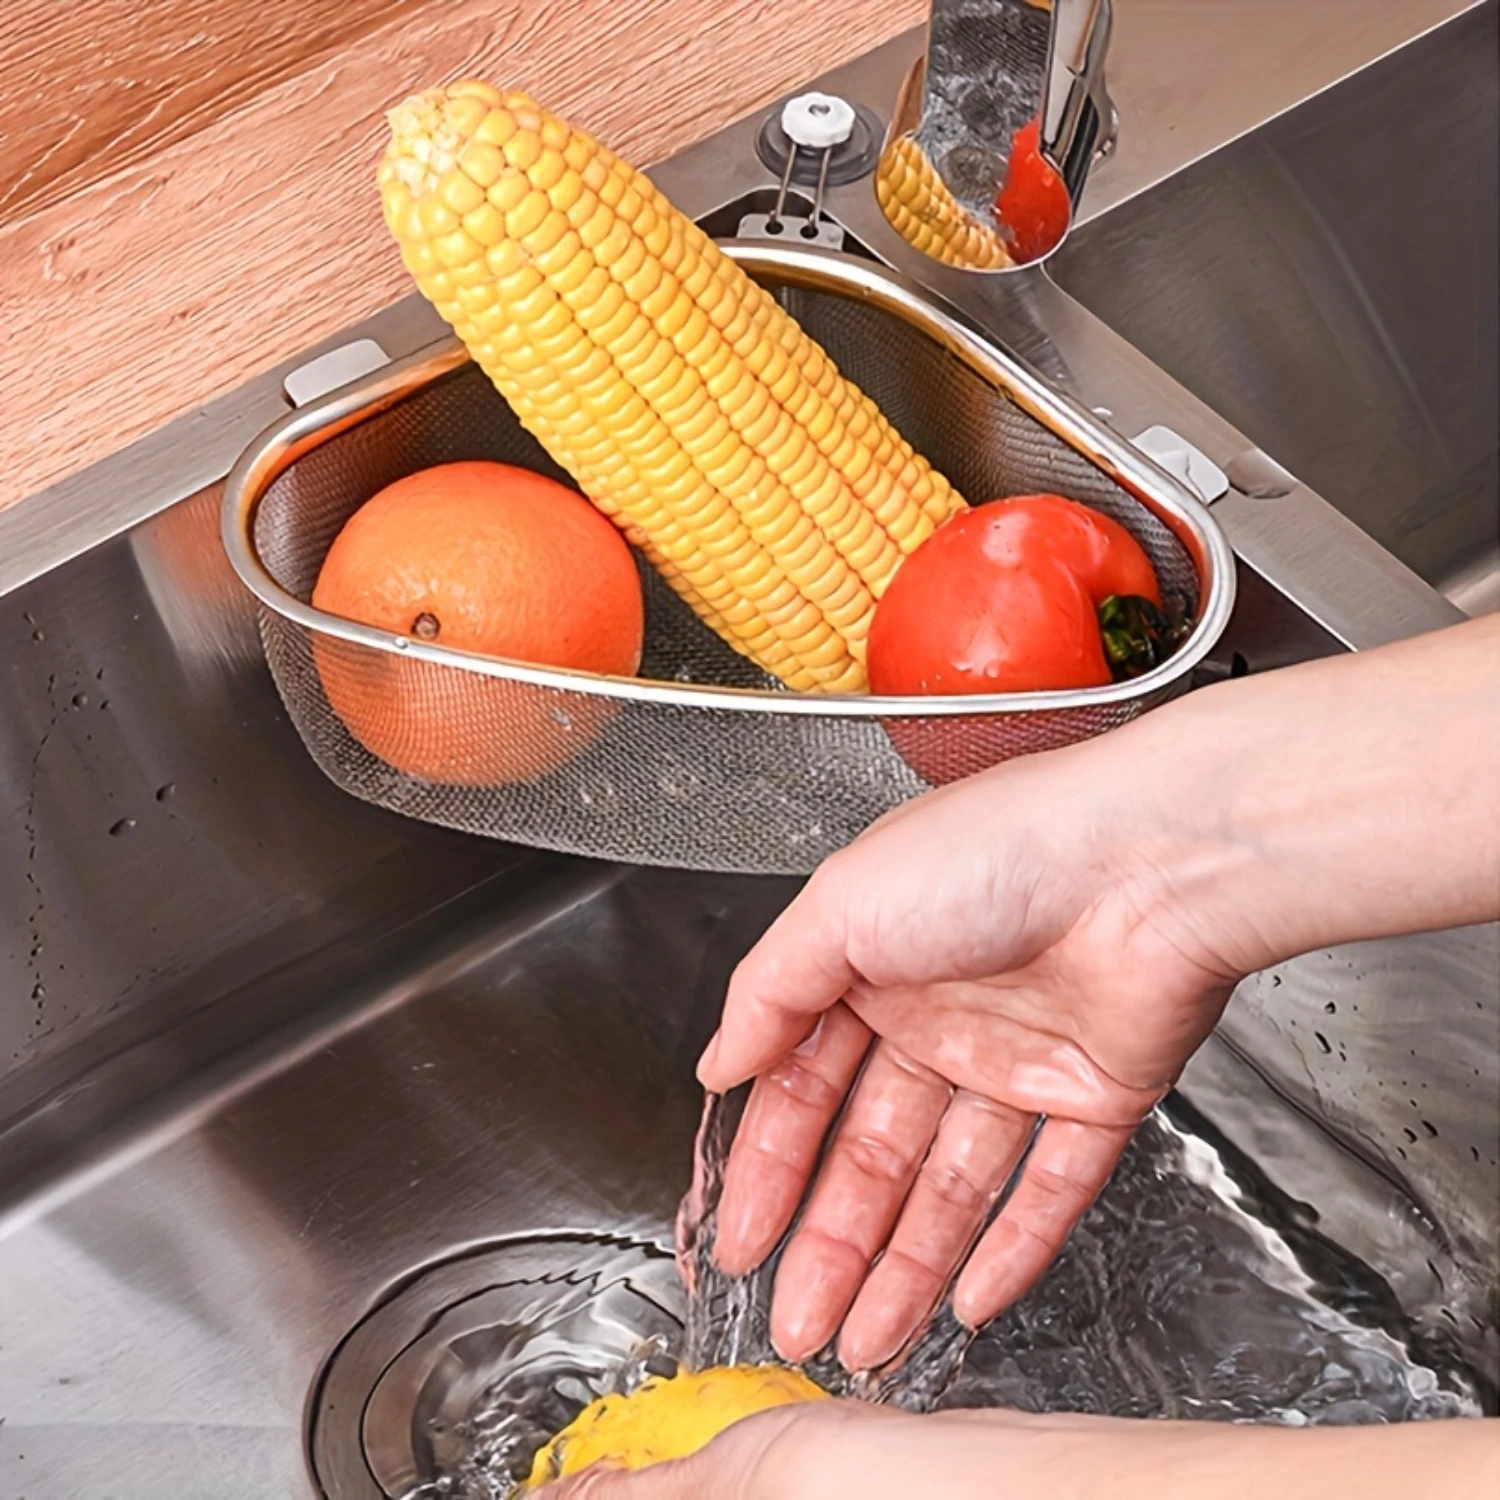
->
xmin=1052 ymin=2 xmax=1500 ymax=615
xmin=1 ymin=8 xmax=1495 ymax=1496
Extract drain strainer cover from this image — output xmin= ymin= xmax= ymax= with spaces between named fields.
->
xmin=310 ymin=1235 xmax=683 ymax=1499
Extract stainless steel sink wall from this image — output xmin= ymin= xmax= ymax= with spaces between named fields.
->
xmin=0 ymin=856 xmax=792 ymax=1495
xmin=0 ymin=485 xmax=527 ymax=1213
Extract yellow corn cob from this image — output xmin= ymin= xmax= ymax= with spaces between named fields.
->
xmin=379 ymin=82 xmax=967 ymax=694
xmin=876 ymin=136 xmax=1014 ymax=271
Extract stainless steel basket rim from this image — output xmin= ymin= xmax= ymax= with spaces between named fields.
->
xmin=222 ymin=241 xmax=1236 ymax=721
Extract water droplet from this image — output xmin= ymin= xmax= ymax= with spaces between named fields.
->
xmin=31 ymin=982 xmax=45 ymax=1000
xmin=1421 ymin=1120 xmax=1438 ymax=1138
xmin=31 ymin=629 xmax=44 ymax=642
xmin=1323 ymin=1001 xmax=1336 ymax=1014
xmin=1313 ymin=1032 xmax=1331 ymax=1055
xmin=1403 ymin=1127 xmax=1418 ymax=1143
xmin=108 ymin=817 xmax=136 ymax=837
xmin=155 ymin=782 xmax=176 ymax=802
xmin=71 ymin=693 xmax=88 ymax=709
xmin=99 ymin=699 xmax=111 ymax=711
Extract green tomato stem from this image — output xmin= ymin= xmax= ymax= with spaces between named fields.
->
xmin=1097 ymin=594 xmax=1193 ymax=681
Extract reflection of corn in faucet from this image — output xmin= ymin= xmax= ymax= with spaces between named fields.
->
xmin=877 ymin=0 xmax=1113 ymax=269
xmin=876 ymin=138 xmax=1013 ymax=268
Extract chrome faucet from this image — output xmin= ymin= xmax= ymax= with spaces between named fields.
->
xmin=878 ymin=0 xmax=1115 ymax=267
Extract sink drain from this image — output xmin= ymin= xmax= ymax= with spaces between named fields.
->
xmin=309 ymin=1235 xmax=684 ymax=1500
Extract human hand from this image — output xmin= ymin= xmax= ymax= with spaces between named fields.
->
xmin=531 ymin=1400 xmax=1088 ymax=1500
xmin=698 ymin=618 xmax=1500 ymax=1370
xmin=531 ymin=1399 xmax=1500 ymax=1500
xmin=698 ymin=709 xmax=1246 ymax=1371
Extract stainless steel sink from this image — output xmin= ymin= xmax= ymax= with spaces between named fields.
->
xmin=1 ymin=5 xmax=1495 ymax=1495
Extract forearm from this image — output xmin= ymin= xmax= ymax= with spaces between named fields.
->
xmin=698 ymin=619 xmax=1498 ymax=1358
xmin=542 ymin=1404 xmax=1500 ymax=1499
xmin=1135 ymin=616 xmax=1500 ymax=976
xmin=921 ymin=1411 xmax=1500 ymax=1500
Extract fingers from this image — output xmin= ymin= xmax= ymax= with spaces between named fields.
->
xmin=952 ymin=1117 xmax=1133 ymax=1327
xmin=533 ymin=1403 xmax=832 ymax=1500
xmin=699 ymin=861 xmax=860 ymax=1094
xmin=713 ymin=1004 xmax=872 ymax=1277
xmin=534 ymin=1405 xmax=936 ymax=1500
xmin=850 ymin=981 xmax=1164 ymax=1126
xmin=836 ymin=1091 xmax=1036 ymax=1372
xmin=769 ymin=1041 xmax=954 ymax=1363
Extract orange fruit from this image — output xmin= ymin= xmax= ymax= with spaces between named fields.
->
xmin=311 ymin=461 xmax=643 ymax=785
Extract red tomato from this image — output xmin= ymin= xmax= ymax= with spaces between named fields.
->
xmin=870 ymin=549 xmax=1109 ymax=696
xmin=995 ymin=493 xmax=1161 ymax=606
xmin=867 ymin=495 xmax=1160 ymax=698
xmin=994 ymin=119 xmax=1072 ymax=262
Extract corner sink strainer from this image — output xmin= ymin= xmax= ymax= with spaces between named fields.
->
xmin=223 ymin=242 xmax=1235 ymax=874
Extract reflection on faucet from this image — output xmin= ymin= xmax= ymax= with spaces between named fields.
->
xmin=876 ymin=0 xmax=1113 ymax=269
xmin=876 ymin=136 xmax=1015 ymax=268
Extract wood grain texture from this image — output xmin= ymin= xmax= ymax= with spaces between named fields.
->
xmin=0 ymin=0 xmax=411 ymax=219
xmin=1 ymin=0 xmax=927 ymax=511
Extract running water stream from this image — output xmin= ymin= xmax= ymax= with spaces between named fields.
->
xmin=409 ymin=1089 xmax=1483 ymax=1497
xmin=679 ymin=1090 xmax=1481 ymax=1421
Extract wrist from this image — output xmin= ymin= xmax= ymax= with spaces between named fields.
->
xmin=1109 ymin=619 xmax=1500 ymax=979
xmin=1065 ymin=685 xmax=1310 ymax=988
xmin=1122 ymin=680 xmax=1333 ymax=979
xmin=920 ymin=1411 xmax=1499 ymax=1500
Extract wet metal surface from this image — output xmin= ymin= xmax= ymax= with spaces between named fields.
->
xmin=0 ymin=857 xmax=792 ymax=1495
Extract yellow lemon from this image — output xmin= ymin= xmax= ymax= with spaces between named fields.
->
xmin=524 ymin=1364 xmax=828 ymax=1488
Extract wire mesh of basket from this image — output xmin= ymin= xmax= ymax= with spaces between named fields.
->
xmin=223 ymin=243 xmax=1235 ymax=874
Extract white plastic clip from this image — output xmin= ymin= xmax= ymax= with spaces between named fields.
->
xmin=781 ymin=93 xmax=857 ymax=152
xmin=1132 ymin=425 xmax=1230 ymax=505
xmin=283 ymin=339 xmax=390 ymax=408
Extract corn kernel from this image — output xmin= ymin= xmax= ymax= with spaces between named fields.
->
xmin=381 ymin=82 xmax=970 ymax=695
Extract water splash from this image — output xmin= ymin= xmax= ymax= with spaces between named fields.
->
xmin=679 ymin=1090 xmax=1479 ymax=1422
xmin=407 ymin=1092 xmax=1480 ymax=1498
xmin=396 ymin=1249 xmax=683 ymax=1500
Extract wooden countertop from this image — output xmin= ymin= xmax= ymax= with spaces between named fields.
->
xmin=0 ymin=0 xmax=925 ymax=512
